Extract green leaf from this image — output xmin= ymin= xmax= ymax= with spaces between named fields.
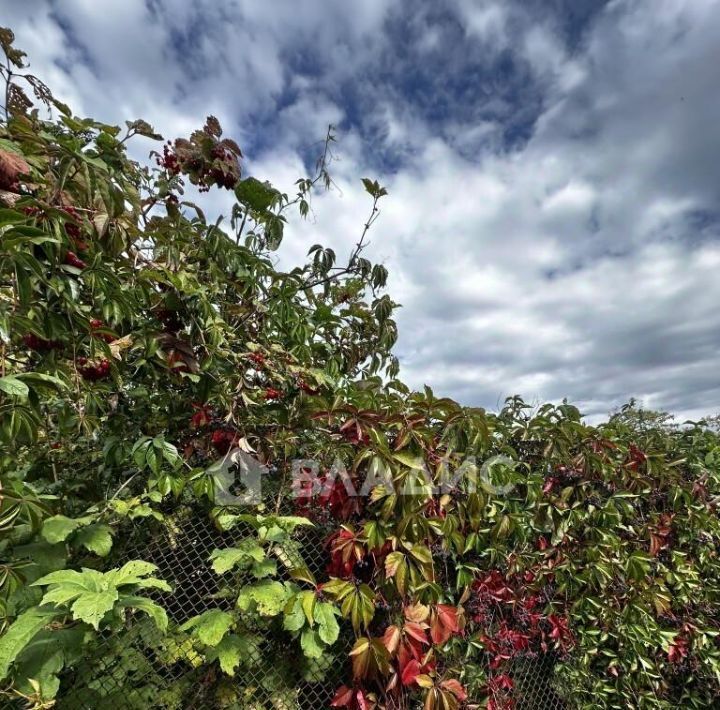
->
xmin=42 ymin=515 xmax=87 ymax=544
xmin=181 ymin=609 xmax=234 ymax=646
xmin=0 ymin=375 xmax=29 ymax=398
xmin=106 ymin=560 xmax=159 ymax=587
xmin=15 ymin=372 xmax=67 ymax=392
xmin=341 ymin=584 xmax=375 ymax=631
xmin=315 ymin=602 xmax=340 ymax=645
xmin=300 ymin=627 xmax=324 ymax=659
xmin=251 ymin=558 xmax=277 ymax=579
xmin=210 ymin=632 xmax=261 ymax=675
xmin=283 ymin=597 xmax=306 ymax=632
xmin=73 ymin=523 xmax=114 ymax=557
xmin=32 ymin=569 xmax=90 ymax=590
xmin=299 ymin=590 xmax=316 ymax=625
xmin=70 ymin=590 xmax=118 ymax=630
xmin=234 ymin=177 xmax=279 ymax=212
xmin=216 ymin=635 xmax=243 ymax=675
xmin=0 ymin=608 xmax=59 ymax=680
xmin=118 ymin=595 xmax=168 ymax=632
xmin=236 ymin=580 xmax=287 ymax=617
xmin=209 ymin=542 xmax=264 ymax=574
xmin=393 ymin=451 xmax=426 ymax=470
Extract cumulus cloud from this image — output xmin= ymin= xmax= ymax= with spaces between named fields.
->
xmin=5 ymin=0 xmax=720 ymax=420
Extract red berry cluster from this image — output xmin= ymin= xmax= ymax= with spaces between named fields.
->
xmin=76 ymin=357 xmax=111 ymax=381
xmin=293 ymin=470 xmax=363 ymax=523
xmin=155 ymin=141 xmax=180 ymax=175
xmin=248 ymin=352 xmax=265 ymax=367
xmin=153 ymin=125 xmax=241 ymax=193
xmin=89 ymin=318 xmax=115 ymax=343
xmin=23 ymin=333 xmax=62 ymax=352
xmin=264 ymin=387 xmax=282 ymax=400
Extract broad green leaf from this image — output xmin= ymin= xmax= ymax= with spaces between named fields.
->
xmin=209 ymin=542 xmax=264 ymax=574
xmin=42 ymin=515 xmax=88 ymax=544
xmin=0 ymin=608 xmax=59 ymax=680
xmin=212 ymin=633 xmax=260 ymax=675
xmin=73 ymin=523 xmax=114 ymax=557
xmin=70 ymin=590 xmax=118 ymax=629
xmin=236 ymin=580 xmax=287 ymax=617
xmin=300 ymin=627 xmax=324 ymax=659
xmin=283 ymin=597 xmax=306 ymax=632
xmin=315 ymin=602 xmax=340 ymax=645
xmin=118 ymin=595 xmax=168 ymax=632
xmin=32 ymin=569 xmax=89 ymax=590
xmin=0 ymin=375 xmax=29 ymax=398
xmin=299 ymin=590 xmax=316 ymax=625
xmin=181 ymin=609 xmax=234 ymax=646
xmin=15 ymin=372 xmax=67 ymax=392
xmin=251 ymin=558 xmax=277 ymax=579
xmin=106 ymin=560 xmax=159 ymax=587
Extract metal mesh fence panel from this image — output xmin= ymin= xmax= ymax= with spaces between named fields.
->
xmin=50 ymin=502 xmax=571 ymax=710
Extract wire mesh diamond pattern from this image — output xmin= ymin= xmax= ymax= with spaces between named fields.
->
xmin=52 ymin=504 xmax=568 ymax=709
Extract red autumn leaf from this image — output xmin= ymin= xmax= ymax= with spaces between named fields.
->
xmin=355 ymin=689 xmax=371 ymax=710
xmin=430 ymin=604 xmax=459 ymax=645
xmin=382 ymin=625 xmax=401 ymax=654
xmin=404 ymin=621 xmax=430 ymax=647
xmin=668 ymin=634 xmax=689 ymax=663
xmin=331 ymin=685 xmax=354 ymax=707
xmin=401 ymin=658 xmax=421 ymax=686
xmin=440 ymin=678 xmax=467 ymax=701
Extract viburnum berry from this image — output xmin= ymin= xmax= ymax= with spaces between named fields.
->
xmin=23 ymin=333 xmax=62 ymax=352
xmin=248 ymin=352 xmax=265 ymax=367
xmin=155 ymin=141 xmax=180 ymax=175
xmin=63 ymin=251 xmax=86 ymax=269
xmin=89 ymin=318 xmax=115 ymax=343
xmin=77 ymin=358 xmax=111 ymax=382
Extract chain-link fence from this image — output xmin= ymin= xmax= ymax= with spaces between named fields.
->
xmin=50 ymin=503 xmax=569 ymax=710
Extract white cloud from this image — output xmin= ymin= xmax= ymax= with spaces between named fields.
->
xmin=5 ymin=0 xmax=720 ymax=421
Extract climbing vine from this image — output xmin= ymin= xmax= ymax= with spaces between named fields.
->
xmin=0 ymin=27 xmax=719 ymax=709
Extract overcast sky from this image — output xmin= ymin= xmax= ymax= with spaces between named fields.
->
xmin=5 ymin=0 xmax=720 ymax=421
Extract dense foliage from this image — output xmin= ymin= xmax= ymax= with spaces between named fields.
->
xmin=1 ymin=28 xmax=719 ymax=709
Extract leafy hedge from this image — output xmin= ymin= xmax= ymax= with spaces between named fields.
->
xmin=0 ymin=27 xmax=719 ymax=710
